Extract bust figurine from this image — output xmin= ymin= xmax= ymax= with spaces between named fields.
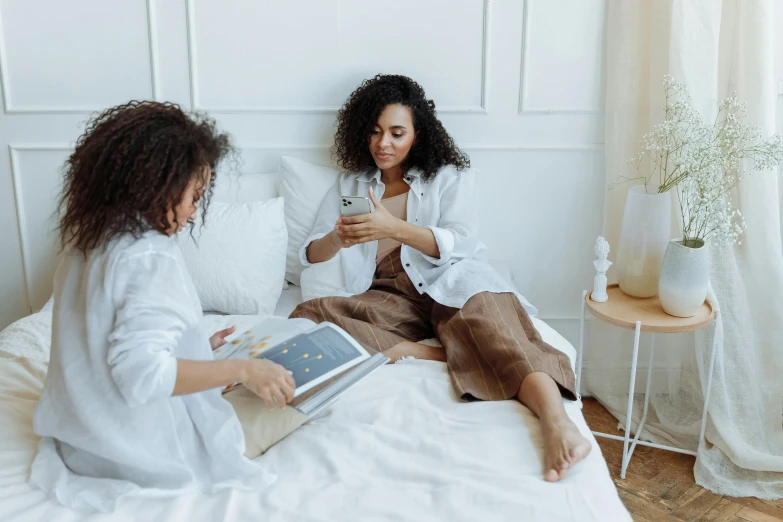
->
xmin=591 ymin=237 xmax=612 ymax=302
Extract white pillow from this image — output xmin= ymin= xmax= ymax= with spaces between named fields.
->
xmin=213 ymin=172 xmax=279 ymax=204
xmin=277 ymin=156 xmax=340 ymax=285
xmin=299 ymin=254 xmax=352 ymax=302
xmin=179 ymin=198 xmax=287 ymax=315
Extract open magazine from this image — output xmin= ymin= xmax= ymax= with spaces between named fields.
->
xmin=213 ymin=317 xmax=389 ymax=417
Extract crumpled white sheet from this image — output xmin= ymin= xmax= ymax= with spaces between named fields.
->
xmin=0 ymin=306 xmax=631 ymax=522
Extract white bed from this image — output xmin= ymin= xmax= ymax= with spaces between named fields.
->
xmin=0 ymin=161 xmax=630 ymax=521
xmin=0 ymin=288 xmax=631 ymax=522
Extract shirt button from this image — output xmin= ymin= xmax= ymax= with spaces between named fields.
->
xmin=406 ymin=263 xmax=410 ymax=267
xmin=418 ymin=283 xmax=423 ymax=287
xmin=420 ymin=193 xmax=424 ymax=196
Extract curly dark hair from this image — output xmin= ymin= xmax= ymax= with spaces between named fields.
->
xmin=56 ymin=101 xmax=235 ymax=254
xmin=333 ymin=74 xmax=469 ymax=180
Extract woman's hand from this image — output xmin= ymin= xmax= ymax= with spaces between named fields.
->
xmin=336 ymin=188 xmax=404 ymax=245
xmin=210 ymin=325 xmax=236 ymax=350
xmin=241 ymin=359 xmax=296 ymax=409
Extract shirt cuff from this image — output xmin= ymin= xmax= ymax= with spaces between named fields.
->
xmin=422 ymin=226 xmax=454 ymax=266
xmin=299 ymin=233 xmax=329 ymax=268
xmin=159 ymin=355 xmax=178 ymax=400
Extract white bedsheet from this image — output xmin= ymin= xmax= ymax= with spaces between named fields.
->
xmin=273 ymin=286 xmax=303 ymax=318
xmin=0 ymin=294 xmax=631 ymax=522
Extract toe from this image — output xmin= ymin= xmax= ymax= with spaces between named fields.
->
xmin=544 ymin=469 xmax=559 ymax=482
xmin=569 ymin=448 xmax=579 ymax=462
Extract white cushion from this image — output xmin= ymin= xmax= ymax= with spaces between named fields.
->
xmin=277 ymin=157 xmax=340 ymax=285
xmin=179 ymin=198 xmax=287 ymax=315
xmin=299 ymin=254 xmax=352 ymax=302
xmin=213 ymin=172 xmax=288 ymax=290
xmin=213 ymin=172 xmax=279 ymax=204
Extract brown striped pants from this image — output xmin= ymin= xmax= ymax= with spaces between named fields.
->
xmin=290 ymin=249 xmax=576 ymax=402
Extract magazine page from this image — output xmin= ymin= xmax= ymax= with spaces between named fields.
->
xmin=265 ymin=323 xmax=371 ymax=397
xmin=212 ymin=317 xmax=315 ymax=361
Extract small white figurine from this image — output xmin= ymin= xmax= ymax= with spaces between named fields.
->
xmin=591 ymin=236 xmax=612 ymax=302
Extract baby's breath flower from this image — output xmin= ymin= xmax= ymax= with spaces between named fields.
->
xmin=611 ymin=76 xmax=783 ymax=246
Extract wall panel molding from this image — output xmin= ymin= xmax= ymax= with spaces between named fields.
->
xmin=7 ymin=143 xmax=73 ymax=313
xmin=517 ymin=0 xmax=604 ymax=115
xmin=186 ymin=0 xmax=492 ymax=114
xmin=0 ymin=0 xmax=161 ymax=114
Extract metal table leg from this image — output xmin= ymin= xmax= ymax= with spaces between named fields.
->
xmin=577 ymin=290 xmax=587 ymax=399
xmin=698 ymin=310 xmax=720 ymax=448
xmin=629 ymin=333 xmax=655 ymax=458
xmin=621 ymin=320 xmax=642 ymax=479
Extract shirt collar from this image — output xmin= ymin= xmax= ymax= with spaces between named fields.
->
xmin=355 ymin=168 xmax=422 ymax=183
xmin=356 ymin=169 xmax=381 ymax=183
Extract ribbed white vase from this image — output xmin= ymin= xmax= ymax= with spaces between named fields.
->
xmin=615 ymin=186 xmax=672 ymax=297
xmin=658 ymin=238 xmax=708 ymax=318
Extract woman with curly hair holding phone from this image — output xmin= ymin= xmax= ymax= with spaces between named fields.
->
xmin=292 ymin=74 xmax=591 ymax=482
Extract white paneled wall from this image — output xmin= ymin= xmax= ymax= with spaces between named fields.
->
xmin=0 ymin=0 xmax=607 ymax=332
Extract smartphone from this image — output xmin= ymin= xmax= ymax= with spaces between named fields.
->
xmin=340 ymin=196 xmax=373 ymax=217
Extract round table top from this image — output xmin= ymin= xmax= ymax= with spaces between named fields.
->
xmin=586 ymin=284 xmax=715 ymax=333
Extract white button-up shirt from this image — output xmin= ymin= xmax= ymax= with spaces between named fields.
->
xmin=30 ymin=231 xmax=274 ymax=512
xmin=300 ymin=165 xmax=537 ymax=315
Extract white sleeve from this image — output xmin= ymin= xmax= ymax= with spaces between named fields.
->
xmin=421 ymin=170 xmax=479 ymax=266
xmin=299 ymin=179 xmax=342 ymax=267
xmin=107 ymin=252 xmax=191 ymax=407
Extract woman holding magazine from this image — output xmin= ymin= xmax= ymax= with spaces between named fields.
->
xmin=292 ymin=74 xmax=591 ymax=483
xmin=30 ymin=102 xmax=293 ymax=512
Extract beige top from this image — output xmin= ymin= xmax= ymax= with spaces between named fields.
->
xmin=376 ymin=191 xmax=409 ymax=263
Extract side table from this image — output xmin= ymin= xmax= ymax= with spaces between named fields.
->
xmin=575 ymin=284 xmax=719 ymax=479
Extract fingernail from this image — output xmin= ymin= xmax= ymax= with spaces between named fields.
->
xmin=288 ymin=371 xmax=293 ymax=375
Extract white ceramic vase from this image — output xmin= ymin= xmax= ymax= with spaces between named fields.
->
xmin=615 ymin=186 xmax=672 ymax=298
xmin=658 ymin=238 xmax=708 ymax=318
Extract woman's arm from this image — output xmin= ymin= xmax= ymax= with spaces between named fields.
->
xmin=336 ymin=188 xmax=440 ymax=258
xmin=173 ymin=358 xmax=246 ymax=396
xmin=174 ymin=358 xmax=295 ymax=409
xmin=389 ymin=220 xmax=439 ymax=258
xmin=108 ymin=253 xmax=294 ymax=409
xmin=299 ymin=180 xmax=345 ymax=266
xmin=413 ymin=169 xmax=479 ymax=267
xmin=305 ymin=228 xmax=344 ymax=264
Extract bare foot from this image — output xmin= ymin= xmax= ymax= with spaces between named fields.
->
xmin=384 ymin=341 xmax=447 ymax=363
xmin=540 ymin=417 xmax=592 ymax=482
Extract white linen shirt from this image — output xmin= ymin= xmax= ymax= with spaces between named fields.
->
xmin=299 ymin=165 xmax=537 ymax=315
xmin=30 ymin=231 xmax=274 ymax=513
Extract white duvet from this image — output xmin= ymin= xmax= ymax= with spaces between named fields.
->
xmin=0 ymin=301 xmax=631 ymax=522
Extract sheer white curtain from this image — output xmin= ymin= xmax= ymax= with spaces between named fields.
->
xmin=586 ymin=0 xmax=783 ymax=499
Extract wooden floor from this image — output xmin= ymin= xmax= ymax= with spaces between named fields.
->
xmin=582 ymin=398 xmax=783 ymax=522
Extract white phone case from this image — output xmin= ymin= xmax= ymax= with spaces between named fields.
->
xmin=340 ymin=196 xmax=372 ymax=217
